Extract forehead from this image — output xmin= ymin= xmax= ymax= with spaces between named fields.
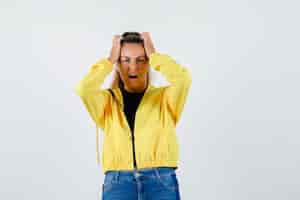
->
xmin=120 ymin=43 xmax=146 ymax=58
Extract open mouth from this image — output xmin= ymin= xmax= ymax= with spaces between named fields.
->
xmin=128 ymin=75 xmax=138 ymax=79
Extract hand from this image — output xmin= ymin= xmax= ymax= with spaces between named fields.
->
xmin=141 ymin=32 xmax=156 ymax=58
xmin=108 ymin=35 xmax=121 ymax=65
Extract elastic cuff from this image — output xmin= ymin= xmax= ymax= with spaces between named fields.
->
xmin=149 ymin=52 xmax=160 ymax=60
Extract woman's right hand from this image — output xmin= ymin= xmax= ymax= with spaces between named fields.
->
xmin=108 ymin=35 xmax=121 ymax=65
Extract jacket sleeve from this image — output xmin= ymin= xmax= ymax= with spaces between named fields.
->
xmin=75 ymin=58 xmax=113 ymax=129
xmin=149 ymin=52 xmax=192 ymax=124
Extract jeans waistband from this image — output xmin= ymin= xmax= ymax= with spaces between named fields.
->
xmin=104 ymin=167 xmax=177 ymax=177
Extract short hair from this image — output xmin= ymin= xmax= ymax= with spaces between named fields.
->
xmin=120 ymin=32 xmax=144 ymax=45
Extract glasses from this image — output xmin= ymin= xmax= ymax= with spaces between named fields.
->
xmin=118 ymin=57 xmax=148 ymax=66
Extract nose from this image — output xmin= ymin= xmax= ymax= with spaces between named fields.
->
xmin=128 ymin=63 xmax=139 ymax=74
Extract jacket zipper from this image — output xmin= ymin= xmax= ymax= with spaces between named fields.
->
xmin=108 ymin=88 xmax=145 ymax=170
xmin=122 ymin=104 xmax=139 ymax=169
xmin=127 ymin=100 xmax=143 ymax=170
xmin=130 ymin=91 xmax=147 ymax=170
xmin=131 ymin=129 xmax=137 ymax=169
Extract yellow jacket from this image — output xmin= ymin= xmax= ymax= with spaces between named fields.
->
xmin=75 ymin=52 xmax=192 ymax=173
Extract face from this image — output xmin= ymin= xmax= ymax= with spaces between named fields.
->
xmin=117 ymin=43 xmax=149 ymax=93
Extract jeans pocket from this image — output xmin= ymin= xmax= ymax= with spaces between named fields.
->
xmin=102 ymin=182 xmax=113 ymax=193
xmin=102 ymin=174 xmax=115 ymax=193
xmin=157 ymin=173 xmax=179 ymax=192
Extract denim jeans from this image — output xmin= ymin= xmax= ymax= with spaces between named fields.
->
xmin=102 ymin=167 xmax=181 ymax=200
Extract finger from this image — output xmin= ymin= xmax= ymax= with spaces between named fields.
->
xmin=140 ymin=32 xmax=146 ymax=39
xmin=141 ymin=32 xmax=150 ymax=37
xmin=112 ymin=35 xmax=121 ymax=42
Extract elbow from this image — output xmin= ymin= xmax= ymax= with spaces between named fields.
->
xmin=75 ymin=83 xmax=86 ymax=97
xmin=182 ymin=68 xmax=192 ymax=89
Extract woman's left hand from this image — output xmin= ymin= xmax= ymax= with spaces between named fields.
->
xmin=141 ymin=32 xmax=156 ymax=58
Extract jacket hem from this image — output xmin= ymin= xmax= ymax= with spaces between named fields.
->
xmin=102 ymin=160 xmax=178 ymax=174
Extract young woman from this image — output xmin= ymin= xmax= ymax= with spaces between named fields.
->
xmin=75 ymin=32 xmax=192 ymax=200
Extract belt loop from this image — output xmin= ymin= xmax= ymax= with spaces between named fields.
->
xmin=154 ymin=167 xmax=161 ymax=179
xmin=115 ymin=171 xmax=120 ymax=183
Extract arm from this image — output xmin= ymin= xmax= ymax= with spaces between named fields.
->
xmin=75 ymin=58 xmax=113 ymax=129
xmin=149 ymin=52 xmax=192 ymax=124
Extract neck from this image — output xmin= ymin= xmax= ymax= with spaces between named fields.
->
xmin=124 ymin=85 xmax=147 ymax=93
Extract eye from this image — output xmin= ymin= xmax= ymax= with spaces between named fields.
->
xmin=120 ymin=59 xmax=130 ymax=64
xmin=136 ymin=58 xmax=147 ymax=64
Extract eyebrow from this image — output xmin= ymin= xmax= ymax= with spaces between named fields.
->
xmin=120 ymin=56 xmax=147 ymax=59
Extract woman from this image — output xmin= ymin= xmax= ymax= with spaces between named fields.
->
xmin=75 ymin=32 xmax=192 ymax=200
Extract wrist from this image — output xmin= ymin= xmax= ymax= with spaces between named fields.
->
xmin=107 ymin=56 xmax=114 ymax=64
xmin=147 ymin=47 xmax=156 ymax=58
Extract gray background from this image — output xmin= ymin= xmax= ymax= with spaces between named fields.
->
xmin=1 ymin=0 xmax=299 ymax=199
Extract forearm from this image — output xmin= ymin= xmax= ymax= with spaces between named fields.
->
xmin=75 ymin=58 xmax=113 ymax=97
xmin=149 ymin=52 xmax=191 ymax=85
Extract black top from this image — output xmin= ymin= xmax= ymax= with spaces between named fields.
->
xmin=120 ymin=86 xmax=145 ymax=133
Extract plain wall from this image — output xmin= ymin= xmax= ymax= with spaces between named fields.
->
xmin=0 ymin=0 xmax=299 ymax=199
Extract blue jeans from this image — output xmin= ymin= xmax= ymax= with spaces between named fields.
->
xmin=102 ymin=167 xmax=181 ymax=200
